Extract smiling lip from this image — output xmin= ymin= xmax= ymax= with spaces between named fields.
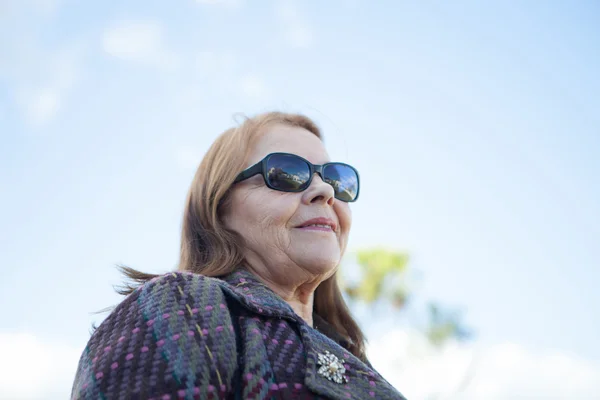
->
xmin=295 ymin=217 xmax=337 ymax=232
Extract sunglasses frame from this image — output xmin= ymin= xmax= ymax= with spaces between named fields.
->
xmin=233 ymin=152 xmax=360 ymax=202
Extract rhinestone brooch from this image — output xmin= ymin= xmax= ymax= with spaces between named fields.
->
xmin=317 ymin=351 xmax=348 ymax=383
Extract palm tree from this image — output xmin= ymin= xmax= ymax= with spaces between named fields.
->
xmin=342 ymin=248 xmax=410 ymax=310
xmin=341 ymin=248 xmax=476 ymax=399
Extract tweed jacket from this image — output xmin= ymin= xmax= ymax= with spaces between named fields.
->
xmin=71 ymin=269 xmax=406 ymax=399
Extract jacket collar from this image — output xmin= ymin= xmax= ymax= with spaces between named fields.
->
xmin=298 ymin=322 xmax=405 ymax=399
xmin=217 ymin=268 xmax=300 ymax=320
xmin=218 ymin=269 xmax=353 ymax=348
xmin=217 ymin=268 xmax=405 ymax=399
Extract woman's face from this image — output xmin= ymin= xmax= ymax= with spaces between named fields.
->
xmin=224 ymin=124 xmax=352 ymax=284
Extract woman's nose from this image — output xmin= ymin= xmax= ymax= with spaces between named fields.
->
xmin=302 ymin=175 xmax=335 ymax=206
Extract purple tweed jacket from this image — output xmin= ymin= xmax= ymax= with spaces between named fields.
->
xmin=71 ymin=269 xmax=406 ymax=399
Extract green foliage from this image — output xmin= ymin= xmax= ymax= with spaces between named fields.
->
xmin=343 ymin=248 xmax=410 ymax=309
xmin=425 ymin=303 xmax=472 ymax=347
xmin=342 ymin=247 xmax=472 ymax=347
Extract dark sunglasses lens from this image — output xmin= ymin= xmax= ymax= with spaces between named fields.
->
xmin=266 ymin=154 xmax=311 ymax=191
xmin=323 ymin=164 xmax=359 ymax=202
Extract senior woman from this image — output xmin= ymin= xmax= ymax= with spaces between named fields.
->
xmin=71 ymin=112 xmax=406 ymax=399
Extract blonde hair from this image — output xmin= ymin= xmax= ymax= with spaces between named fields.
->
xmin=121 ymin=111 xmax=367 ymax=360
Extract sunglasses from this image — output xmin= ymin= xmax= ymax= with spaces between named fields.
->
xmin=233 ymin=152 xmax=360 ymax=202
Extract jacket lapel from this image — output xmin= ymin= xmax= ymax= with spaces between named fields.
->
xmin=218 ymin=269 xmax=406 ymax=399
xmin=217 ymin=269 xmax=299 ymax=320
xmin=299 ymin=323 xmax=405 ymax=399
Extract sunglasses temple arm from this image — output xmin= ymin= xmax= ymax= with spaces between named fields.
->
xmin=234 ymin=162 xmax=263 ymax=183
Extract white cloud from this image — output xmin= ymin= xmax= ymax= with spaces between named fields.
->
xmin=0 ymin=0 xmax=87 ymax=126
xmin=285 ymin=24 xmax=313 ymax=49
xmin=17 ymin=87 xmax=61 ymax=124
xmin=30 ymin=0 xmax=62 ymax=14
xmin=0 ymin=332 xmax=82 ymax=400
xmin=102 ymin=20 xmax=179 ymax=70
xmin=11 ymin=41 xmax=86 ymax=125
xmin=274 ymin=0 xmax=314 ymax=48
xmin=0 ymin=0 xmax=63 ymax=16
xmin=5 ymin=330 xmax=598 ymax=400
xmin=368 ymin=329 xmax=600 ymax=399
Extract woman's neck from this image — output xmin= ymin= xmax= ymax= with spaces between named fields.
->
xmin=244 ymin=263 xmax=321 ymax=327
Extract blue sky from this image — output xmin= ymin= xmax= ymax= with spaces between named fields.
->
xmin=1 ymin=0 xmax=599 ymax=398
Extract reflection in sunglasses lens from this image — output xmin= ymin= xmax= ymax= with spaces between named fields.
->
xmin=267 ymin=154 xmax=310 ymax=191
xmin=265 ymin=154 xmax=358 ymax=201
xmin=324 ymin=164 xmax=358 ymax=202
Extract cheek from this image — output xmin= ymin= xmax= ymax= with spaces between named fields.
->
xmin=229 ymin=189 xmax=297 ymax=235
xmin=336 ymin=204 xmax=352 ymax=254
xmin=336 ymin=203 xmax=352 ymax=237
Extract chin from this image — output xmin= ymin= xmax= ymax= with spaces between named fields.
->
xmin=297 ymin=252 xmax=341 ymax=276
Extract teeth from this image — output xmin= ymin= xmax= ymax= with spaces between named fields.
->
xmin=306 ymin=224 xmax=331 ymax=228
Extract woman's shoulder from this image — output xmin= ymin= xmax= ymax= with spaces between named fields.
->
xmin=130 ymin=270 xmax=226 ymax=300
xmin=72 ymin=271 xmax=238 ymax=399
xmin=135 ymin=270 xmax=224 ymax=294
xmin=93 ymin=271 xmax=236 ymax=340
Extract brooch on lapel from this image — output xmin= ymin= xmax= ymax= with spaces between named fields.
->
xmin=317 ymin=351 xmax=348 ymax=383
